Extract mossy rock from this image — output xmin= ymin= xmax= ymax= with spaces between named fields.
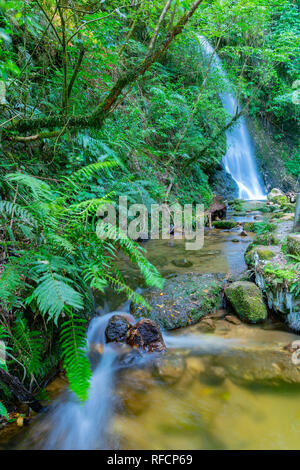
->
xmin=272 ymin=195 xmax=288 ymax=206
xmin=131 ymin=273 xmax=224 ymax=330
xmin=212 ymin=220 xmax=237 ymax=229
xmin=225 ymin=281 xmax=268 ymax=323
xmin=267 ymin=188 xmax=288 ymax=206
xmin=252 ymin=232 xmax=280 ymax=246
xmin=245 ymin=244 xmax=280 ymax=267
xmin=244 ymin=221 xmax=275 ymax=233
xmin=287 ymin=233 xmax=300 ymax=257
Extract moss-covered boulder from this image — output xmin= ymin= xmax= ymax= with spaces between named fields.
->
xmin=252 ymin=232 xmax=280 ymax=246
xmin=287 ymin=233 xmax=300 ymax=257
xmin=267 ymin=188 xmax=288 ymax=206
xmin=131 ymin=273 xmax=224 ymax=330
xmin=245 ymin=245 xmax=281 ymax=267
xmin=225 ymin=281 xmax=268 ymax=323
xmin=212 ymin=220 xmax=237 ymax=229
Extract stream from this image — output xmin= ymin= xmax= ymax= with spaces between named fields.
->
xmin=1 ymin=209 xmax=300 ymax=450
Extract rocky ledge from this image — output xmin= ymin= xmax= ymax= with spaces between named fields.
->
xmin=242 ymin=191 xmax=300 ymax=331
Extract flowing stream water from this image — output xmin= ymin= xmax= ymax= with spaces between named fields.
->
xmin=2 ymin=210 xmax=300 ymax=450
xmin=198 ymin=35 xmax=266 ymax=200
xmin=0 ymin=40 xmax=297 ymax=450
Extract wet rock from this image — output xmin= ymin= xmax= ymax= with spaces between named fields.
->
xmin=225 ymin=315 xmax=241 ymax=326
xmin=154 ymin=354 xmax=186 ymax=384
xmin=240 ymin=230 xmax=248 ymax=237
xmin=117 ymin=348 xmax=143 ymax=368
xmin=208 ymin=195 xmax=227 ymax=221
xmin=244 ymin=244 xmax=281 ymax=268
xmin=214 ymin=347 xmax=300 ymax=387
xmin=117 ymin=368 xmax=154 ymax=415
xmin=172 ymin=258 xmax=193 ymax=268
xmin=225 ymin=281 xmax=268 ymax=323
xmin=201 ymin=365 xmax=227 ymax=386
xmin=131 ymin=273 xmax=224 ymax=330
xmin=127 ymin=319 xmax=166 ymax=353
xmin=231 ymin=238 xmax=240 ymax=243
xmin=105 ymin=315 xmax=131 ymax=343
xmin=197 ymin=317 xmax=216 ymax=332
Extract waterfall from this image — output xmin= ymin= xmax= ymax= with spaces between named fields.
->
xmin=198 ymin=36 xmax=266 ymax=200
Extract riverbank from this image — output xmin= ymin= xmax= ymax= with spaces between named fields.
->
xmin=1 ymin=197 xmax=300 ymax=450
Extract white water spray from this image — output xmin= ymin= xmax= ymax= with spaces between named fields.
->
xmin=198 ymin=35 xmax=266 ymax=200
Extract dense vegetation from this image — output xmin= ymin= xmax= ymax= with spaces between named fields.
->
xmin=0 ymin=0 xmax=299 ymax=416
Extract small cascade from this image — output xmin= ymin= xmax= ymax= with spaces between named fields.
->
xmin=40 ymin=313 xmax=125 ymax=450
xmin=198 ymin=35 xmax=266 ymax=200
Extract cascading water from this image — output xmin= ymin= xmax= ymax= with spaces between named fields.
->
xmin=198 ymin=35 xmax=266 ymax=200
xmin=20 ymin=307 xmax=239 ymax=450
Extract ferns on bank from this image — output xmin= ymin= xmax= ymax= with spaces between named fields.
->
xmin=0 ymin=402 xmax=8 ymax=419
xmin=60 ymin=312 xmax=91 ymax=402
xmin=0 ymin=164 xmax=163 ymax=403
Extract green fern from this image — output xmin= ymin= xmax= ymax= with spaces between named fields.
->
xmin=96 ymin=222 xmax=164 ymax=289
xmin=12 ymin=315 xmax=43 ymax=376
xmin=60 ymin=311 xmax=91 ymax=402
xmin=0 ymin=401 xmax=8 ymax=419
xmin=27 ymin=260 xmax=84 ymax=324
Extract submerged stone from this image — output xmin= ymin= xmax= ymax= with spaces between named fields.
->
xmin=225 ymin=281 xmax=268 ymax=323
xmin=172 ymin=258 xmax=193 ymax=268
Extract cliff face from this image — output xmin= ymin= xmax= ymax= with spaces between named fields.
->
xmin=246 ymin=116 xmax=298 ymax=193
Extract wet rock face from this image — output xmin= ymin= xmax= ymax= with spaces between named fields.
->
xmin=105 ymin=315 xmax=166 ymax=354
xmin=105 ymin=315 xmax=131 ymax=343
xmin=127 ymin=319 xmax=166 ymax=353
xmin=225 ymin=281 xmax=268 ymax=324
xmin=131 ymin=273 xmax=224 ymax=330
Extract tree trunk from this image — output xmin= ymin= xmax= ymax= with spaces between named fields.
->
xmin=0 ymin=368 xmax=43 ymax=413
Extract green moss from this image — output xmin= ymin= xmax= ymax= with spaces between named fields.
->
xmin=212 ymin=220 xmax=237 ymax=229
xmin=225 ymin=281 xmax=268 ymax=323
xmin=287 ymin=234 xmax=300 ymax=257
xmin=253 ymin=233 xmax=280 ymax=246
xmin=244 ymin=221 xmax=276 ymax=233
xmin=271 ymin=195 xmax=288 ymax=206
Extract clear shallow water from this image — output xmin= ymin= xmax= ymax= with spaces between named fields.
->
xmin=1 ymin=212 xmax=300 ymax=450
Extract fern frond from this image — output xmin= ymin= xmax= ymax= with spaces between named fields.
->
xmin=27 ymin=259 xmax=84 ymax=324
xmin=12 ymin=315 xmax=43 ymax=376
xmin=5 ymin=173 xmax=53 ymax=201
xmin=0 ymin=263 xmax=24 ymax=310
xmin=68 ymin=160 xmax=118 ymax=183
xmin=0 ymin=401 xmax=8 ymax=419
xmin=45 ymin=234 xmax=75 ymax=255
xmin=96 ymin=222 xmax=164 ymax=289
xmin=60 ymin=311 xmax=91 ymax=402
xmin=0 ymin=201 xmax=36 ymax=226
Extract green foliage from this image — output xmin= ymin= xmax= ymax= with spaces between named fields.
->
xmin=0 ymin=401 xmax=8 ymax=420
xmin=60 ymin=312 xmax=91 ymax=402
xmin=0 ymin=165 xmax=163 ymax=401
